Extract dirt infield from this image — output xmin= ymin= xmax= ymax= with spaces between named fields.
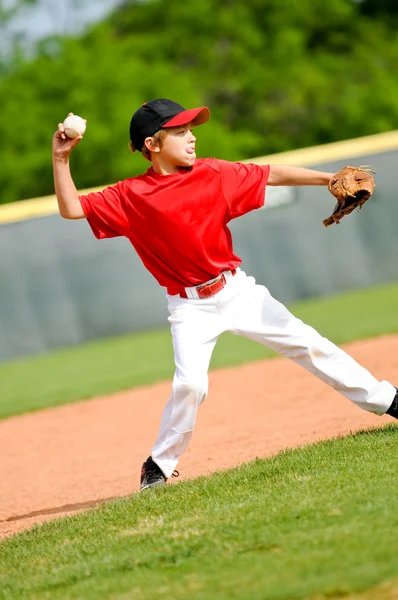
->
xmin=1 ymin=334 xmax=397 ymax=540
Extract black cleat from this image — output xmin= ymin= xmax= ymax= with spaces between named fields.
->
xmin=140 ymin=456 xmax=179 ymax=491
xmin=386 ymin=388 xmax=398 ymax=420
xmin=140 ymin=456 xmax=166 ymax=490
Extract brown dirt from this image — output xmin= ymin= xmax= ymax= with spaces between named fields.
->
xmin=1 ymin=334 xmax=397 ymax=540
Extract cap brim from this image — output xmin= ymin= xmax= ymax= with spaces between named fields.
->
xmin=162 ymin=106 xmax=210 ymax=128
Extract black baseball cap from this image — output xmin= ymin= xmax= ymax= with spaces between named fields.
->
xmin=129 ymin=98 xmax=210 ymax=151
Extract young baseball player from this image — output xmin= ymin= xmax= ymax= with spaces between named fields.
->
xmin=52 ymin=99 xmax=398 ymax=491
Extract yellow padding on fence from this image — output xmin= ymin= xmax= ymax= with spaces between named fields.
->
xmin=1 ymin=130 xmax=398 ymax=225
xmin=0 ymin=186 xmax=109 ymax=225
xmin=248 ymin=130 xmax=398 ymax=166
xmin=0 ymin=196 xmax=58 ymax=225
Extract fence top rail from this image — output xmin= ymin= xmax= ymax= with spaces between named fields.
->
xmin=1 ymin=130 xmax=398 ymax=225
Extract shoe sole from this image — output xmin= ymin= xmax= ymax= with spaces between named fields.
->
xmin=140 ymin=479 xmax=166 ymax=491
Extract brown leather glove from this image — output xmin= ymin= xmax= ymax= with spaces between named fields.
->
xmin=323 ymin=166 xmax=376 ymax=227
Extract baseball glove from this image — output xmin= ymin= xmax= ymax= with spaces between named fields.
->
xmin=323 ymin=165 xmax=376 ymax=227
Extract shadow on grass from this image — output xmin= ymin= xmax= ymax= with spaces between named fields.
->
xmin=2 ymin=495 xmax=125 ymax=523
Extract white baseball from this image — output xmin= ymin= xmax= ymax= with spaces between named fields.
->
xmin=63 ymin=114 xmax=86 ymax=138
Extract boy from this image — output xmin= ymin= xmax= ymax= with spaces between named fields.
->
xmin=52 ymin=99 xmax=397 ymax=491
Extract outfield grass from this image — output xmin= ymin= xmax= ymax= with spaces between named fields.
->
xmin=1 ymin=282 xmax=398 ymax=420
xmin=1 ymin=425 xmax=397 ymax=599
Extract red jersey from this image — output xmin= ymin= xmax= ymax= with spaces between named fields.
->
xmin=79 ymin=158 xmax=270 ymax=295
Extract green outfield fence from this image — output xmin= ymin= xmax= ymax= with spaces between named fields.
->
xmin=1 ymin=131 xmax=398 ymax=361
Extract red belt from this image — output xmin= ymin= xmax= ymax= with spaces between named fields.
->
xmin=179 ymin=269 xmax=236 ymax=299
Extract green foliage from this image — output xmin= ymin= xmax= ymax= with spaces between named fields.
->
xmin=1 ymin=0 xmax=398 ymax=204
xmin=1 ymin=426 xmax=398 ymax=599
xmin=359 ymin=0 xmax=398 ymax=22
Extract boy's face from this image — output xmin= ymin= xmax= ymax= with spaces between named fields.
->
xmin=158 ymin=124 xmax=197 ymax=167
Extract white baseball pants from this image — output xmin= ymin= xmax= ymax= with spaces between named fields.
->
xmin=152 ymin=269 xmax=395 ymax=477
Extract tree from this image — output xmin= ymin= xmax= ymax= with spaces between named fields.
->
xmin=1 ymin=0 xmax=398 ymax=204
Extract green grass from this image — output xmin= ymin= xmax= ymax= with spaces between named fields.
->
xmin=1 ymin=425 xmax=397 ymax=599
xmin=1 ymin=282 xmax=398 ymax=420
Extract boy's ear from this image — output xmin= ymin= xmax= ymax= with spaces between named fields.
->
xmin=144 ymin=137 xmax=160 ymax=153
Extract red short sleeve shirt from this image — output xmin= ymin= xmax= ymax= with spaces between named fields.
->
xmin=79 ymin=158 xmax=270 ymax=295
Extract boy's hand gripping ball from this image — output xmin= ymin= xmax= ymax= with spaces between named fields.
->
xmin=63 ymin=114 xmax=86 ymax=139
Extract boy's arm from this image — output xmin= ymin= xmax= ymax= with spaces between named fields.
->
xmin=52 ymin=116 xmax=86 ymax=219
xmin=267 ymin=165 xmax=334 ymax=187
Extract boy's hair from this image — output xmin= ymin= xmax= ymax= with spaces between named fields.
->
xmin=129 ymin=129 xmax=168 ymax=161
xmin=129 ymin=122 xmax=194 ymax=161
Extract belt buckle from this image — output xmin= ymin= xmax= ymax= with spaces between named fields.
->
xmin=196 ymin=273 xmax=225 ymax=299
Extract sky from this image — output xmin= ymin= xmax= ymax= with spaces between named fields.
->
xmin=3 ymin=0 xmax=124 ymax=45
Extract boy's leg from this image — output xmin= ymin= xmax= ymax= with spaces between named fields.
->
xmin=151 ymin=299 xmax=220 ymax=478
xmin=229 ymin=278 xmax=396 ymax=415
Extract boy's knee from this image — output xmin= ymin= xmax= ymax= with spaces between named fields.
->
xmin=170 ymin=379 xmax=209 ymax=433
xmin=279 ymin=335 xmax=332 ymax=361
xmin=173 ymin=378 xmax=208 ymax=405
xmin=279 ymin=342 xmax=309 ymax=360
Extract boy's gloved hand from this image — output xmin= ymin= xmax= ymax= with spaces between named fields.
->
xmin=323 ymin=165 xmax=376 ymax=227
